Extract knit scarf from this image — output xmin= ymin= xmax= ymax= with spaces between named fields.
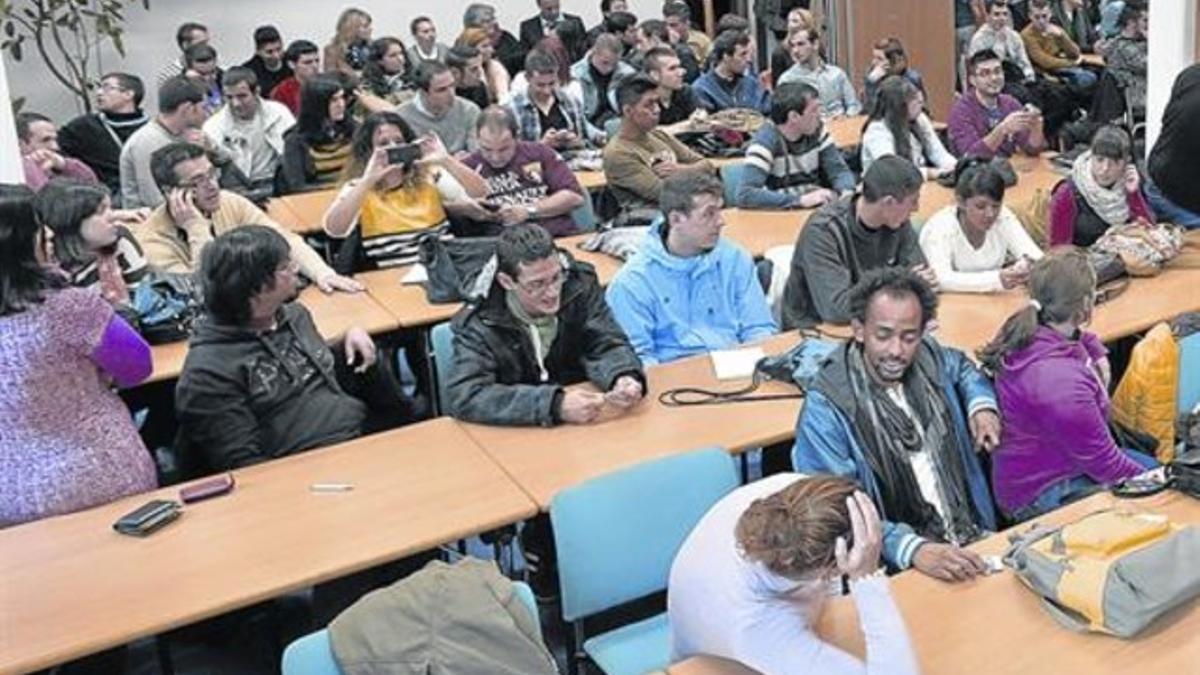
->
xmin=1071 ymin=150 xmax=1131 ymax=227
xmin=845 ymin=343 xmax=982 ymax=546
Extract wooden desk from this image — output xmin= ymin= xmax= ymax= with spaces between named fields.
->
xmin=722 ymin=208 xmax=810 ymax=257
xmin=931 ymin=265 xmax=1200 ymax=354
xmin=463 ymin=332 xmax=804 ymax=509
xmin=361 ymin=234 xmax=624 ymax=330
xmin=266 ymin=189 xmax=339 ymax=235
xmin=825 ymin=116 xmax=947 ymax=150
xmin=917 ymin=154 xmax=1065 ymax=221
xmin=0 ymin=418 xmax=537 ymax=675
xmin=147 ymin=285 xmax=399 ymax=383
xmin=671 ymin=490 xmax=1200 ymax=675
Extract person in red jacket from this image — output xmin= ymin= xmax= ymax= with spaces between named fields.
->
xmin=269 ymin=40 xmax=321 ymax=116
xmin=1048 ymin=125 xmax=1154 ymax=247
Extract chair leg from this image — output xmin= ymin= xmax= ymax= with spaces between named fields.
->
xmin=569 ymin=620 xmax=588 ymax=675
xmin=155 ymin=635 xmax=175 ymax=675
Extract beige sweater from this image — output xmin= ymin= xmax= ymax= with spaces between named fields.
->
xmin=132 ymin=190 xmax=333 ymax=282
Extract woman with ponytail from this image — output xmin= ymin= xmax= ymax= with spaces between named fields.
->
xmin=978 ymin=249 xmax=1156 ymax=521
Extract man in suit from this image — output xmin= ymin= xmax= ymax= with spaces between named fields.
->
xmin=519 ymin=0 xmax=587 ymax=61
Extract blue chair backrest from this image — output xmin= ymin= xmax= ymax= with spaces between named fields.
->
xmin=1180 ymin=333 xmax=1200 ymax=414
xmin=571 ymin=195 xmax=599 ymax=232
xmin=430 ymin=321 xmax=455 ymax=415
xmin=280 ymin=581 xmax=541 ymax=675
xmin=550 ymin=448 xmax=739 ymax=622
xmin=720 ymin=162 xmax=747 ymax=207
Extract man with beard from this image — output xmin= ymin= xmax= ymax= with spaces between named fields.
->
xmin=606 ymin=170 xmax=776 ymax=365
xmin=203 ymin=67 xmax=295 ymax=193
xmin=176 ymin=225 xmax=409 ymax=472
xmin=792 ymin=267 xmax=1002 ymax=582
xmin=947 ymin=49 xmax=1046 ymax=158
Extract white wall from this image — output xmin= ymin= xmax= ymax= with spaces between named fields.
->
xmin=1146 ymin=1 xmax=1197 ymax=152
xmin=0 ymin=54 xmax=24 ymax=182
xmin=4 ymin=0 xmax=664 ymax=120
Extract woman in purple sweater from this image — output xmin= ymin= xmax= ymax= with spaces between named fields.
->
xmin=977 ymin=249 xmax=1156 ymax=521
xmin=0 ymin=183 xmax=156 ymax=528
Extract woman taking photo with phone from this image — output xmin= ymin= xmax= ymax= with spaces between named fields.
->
xmin=322 ymin=111 xmax=486 ymax=271
xmin=0 ymin=183 xmax=156 ymax=529
xmin=280 ymin=74 xmax=357 ymax=194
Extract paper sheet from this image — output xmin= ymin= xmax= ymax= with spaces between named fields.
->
xmin=710 ymin=347 xmax=765 ymax=381
xmin=402 ymin=265 xmax=428 ymax=284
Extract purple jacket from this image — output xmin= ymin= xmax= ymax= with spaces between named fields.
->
xmin=946 ymin=91 xmax=1040 ymax=159
xmin=992 ymin=326 xmax=1144 ymax=512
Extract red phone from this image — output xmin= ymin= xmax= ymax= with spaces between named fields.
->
xmin=179 ymin=473 xmax=236 ymax=504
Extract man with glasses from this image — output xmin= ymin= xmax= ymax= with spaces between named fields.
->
xmin=59 ymin=72 xmax=149 ymax=200
xmin=131 ymin=142 xmax=361 ymax=293
xmin=459 ymin=106 xmax=585 ymax=236
xmin=446 ymin=222 xmax=645 ymax=427
xmin=606 ymin=170 xmax=777 ymax=365
xmin=947 ymin=49 xmax=1045 ymax=158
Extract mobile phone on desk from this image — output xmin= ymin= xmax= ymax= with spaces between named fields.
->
xmin=113 ymin=499 xmax=181 ymax=537
xmin=179 ymin=473 xmax=236 ymax=504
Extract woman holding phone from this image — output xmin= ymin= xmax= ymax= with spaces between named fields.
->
xmin=322 ymin=111 xmax=486 ymax=271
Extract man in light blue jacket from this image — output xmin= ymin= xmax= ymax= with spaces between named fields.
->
xmin=792 ymin=267 xmax=1003 ymax=582
xmin=606 ymin=170 xmax=777 ymax=366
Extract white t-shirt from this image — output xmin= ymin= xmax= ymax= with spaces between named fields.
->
xmin=668 ymin=473 xmax=920 ymax=675
xmin=918 ymin=204 xmax=1044 ymax=293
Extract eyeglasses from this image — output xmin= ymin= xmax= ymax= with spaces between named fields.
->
xmin=517 ymin=269 xmax=566 ymax=295
xmin=179 ymin=168 xmax=219 ymax=189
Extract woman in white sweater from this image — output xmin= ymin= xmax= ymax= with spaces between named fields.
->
xmin=919 ymin=162 xmax=1044 ymax=293
xmin=860 ymin=76 xmax=956 ymax=179
xmin=669 ymin=473 xmax=919 ymax=675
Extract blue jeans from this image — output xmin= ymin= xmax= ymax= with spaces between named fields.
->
xmin=1006 ymin=449 xmax=1160 ymax=523
xmin=1057 ymin=67 xmax=1097 ymax=89
xmin=1145 ymin=176 xmax=1200 ymax=229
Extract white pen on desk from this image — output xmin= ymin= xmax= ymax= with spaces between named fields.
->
xmin=310 ymin=483 xmax=354 ymax=492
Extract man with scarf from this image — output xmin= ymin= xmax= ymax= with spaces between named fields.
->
xmin=792 ymin=268 xmax=1003 ymax=582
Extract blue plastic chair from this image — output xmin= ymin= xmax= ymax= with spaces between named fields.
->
xmin=281 ymin=581 xmax=541 ymax=674
xmin=429 ymin=321 xmax=454 ymax=416
xmin=720 ymin=162 xmax=748 ymax=208
xmin=571 ymin=195 xmax=599 ymax=232
xmin=550 ymin=448 xmax=740 ymax=675
xmin=1179 ymin=333 xmax=1200 ymax=415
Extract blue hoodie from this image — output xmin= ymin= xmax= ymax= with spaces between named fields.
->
xmin=605 ymin=221 xmax=778 ymax=366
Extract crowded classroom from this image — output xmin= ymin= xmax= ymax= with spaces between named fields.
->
xmin=6 ymin=0 xmax=1200 ymax=673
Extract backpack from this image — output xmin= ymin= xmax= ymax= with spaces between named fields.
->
xmin=1004 ymin=508 xmax=1200 ymax=638
xmin=129 ymin=272 xmax=201 ymax=344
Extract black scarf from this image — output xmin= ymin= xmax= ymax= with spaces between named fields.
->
xmin=845 ymin=342 xmax=982 ymax=545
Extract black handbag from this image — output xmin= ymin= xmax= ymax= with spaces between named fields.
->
xmin=417 ymin=233 xmax=498 ymax=304
xmin=1167 ymin=449 xmax=1200 ymax=499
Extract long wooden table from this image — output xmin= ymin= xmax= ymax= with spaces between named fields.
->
xmin=147 ymin=283 xmax=399 ymax=384
xmin=462 ymin=332 xmax=804 ymax=509
xmin=669 ymin=490 xmax=1200 ymax=675
xmin=0 ymin=418 xmax=537 ymax=674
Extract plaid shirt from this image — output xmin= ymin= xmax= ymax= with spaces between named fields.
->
xmin=509 ymin=90 xmax=605 ymax=148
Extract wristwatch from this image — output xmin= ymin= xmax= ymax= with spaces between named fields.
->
xmin=525 ymin=204 xmax=539 ymax=220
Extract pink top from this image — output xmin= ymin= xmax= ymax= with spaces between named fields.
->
xmin=0 ymin=287 xmax=156 ymax=527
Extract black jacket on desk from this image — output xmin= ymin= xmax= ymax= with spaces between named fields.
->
xmin=446 ymin=252 xmax=644 ymax=427
xmin=519 ymin=14 xmax=588 ymax=60
xmin=176 ymin=302 xmax=367 ymax=471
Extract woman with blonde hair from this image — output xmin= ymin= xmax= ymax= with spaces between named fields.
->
xmin=324 ymin=8 xmax=373 ymax=76
xmin=669 ymin=472 xmax=919 ymax=675
xmin=979 ymin=249 xmax=1158 ymax=521
xmin=456 ymin=27 xmax=510 ymax=104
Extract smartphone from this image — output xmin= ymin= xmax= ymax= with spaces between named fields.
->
xmin=179 ymin=473 xmax=236 ymax=504
xmin=386 ymin=143 xmax=422 ymax=167
xmin=113 ymin=499 xmax=182 ymax=537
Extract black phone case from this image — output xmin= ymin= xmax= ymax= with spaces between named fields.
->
xmin=113 ymin=499 xmax=181 ymax=536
